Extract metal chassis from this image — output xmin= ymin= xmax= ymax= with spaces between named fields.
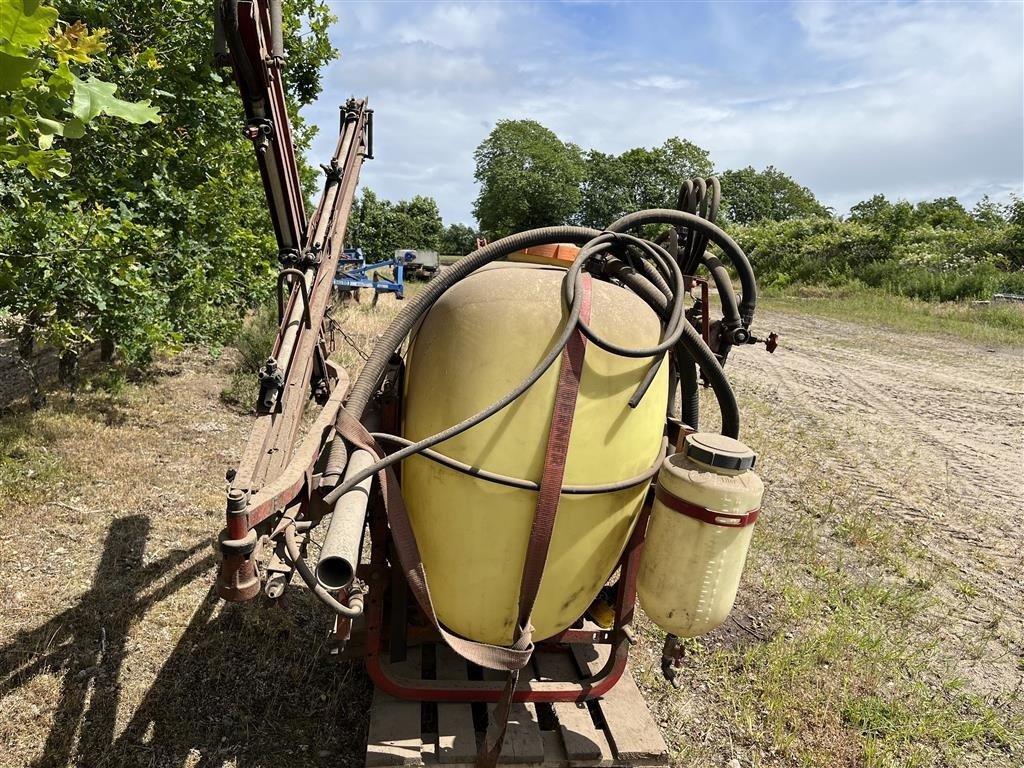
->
xmin=359 ymin=493 xmax=649 ymax=703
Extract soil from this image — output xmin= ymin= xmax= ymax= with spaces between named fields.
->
xmin=728 ymin=310 xmax=1024 ymax=695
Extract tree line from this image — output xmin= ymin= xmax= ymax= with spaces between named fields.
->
xmin=470 ymin=119 xmax=1023 ymax=301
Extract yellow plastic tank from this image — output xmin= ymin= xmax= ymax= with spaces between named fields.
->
xmin=402 ymin=261 xmax=667 ymax=645
xmin=637 ymin=433 xmax=763 ymax=637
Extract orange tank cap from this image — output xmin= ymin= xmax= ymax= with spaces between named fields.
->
xmin=508 ymin=243 xmax=580 ymax=267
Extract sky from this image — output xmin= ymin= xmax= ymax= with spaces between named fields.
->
xmin=300 ymin=0 xmax=1024 ymax=226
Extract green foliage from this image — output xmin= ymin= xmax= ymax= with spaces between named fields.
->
xmin=0 ymin=0 xmax=160 ymax=179
xmin=439 ymin=222 xmax=479 ymax=256
xmin=0 ymin=0 xmax=337 ymax=379
xmin=734 ymin=198 xmax=1024 ymax=302
xmin=720 ymin=165 xmax=829 ymax=225
xmin=473 ymin=119 xmax=584 ymax=238
xmin=220 ymin=299 xmax=279 ymax=410
xmin=349 ymin=189 xmax=445 ymax=259
xmin=576 ymin=138 xmax=713 ymax=228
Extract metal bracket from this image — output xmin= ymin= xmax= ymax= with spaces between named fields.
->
xmin=257 ymin=357 xmax=284 ymax=412
xmin=321 ymin=158 xmax=343 ymax=183
xmin=244 ymin=118 xmax=274 ymax=155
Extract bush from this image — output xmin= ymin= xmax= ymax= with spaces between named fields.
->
xmin=733 ymin=215 xmax=1024 ymax=302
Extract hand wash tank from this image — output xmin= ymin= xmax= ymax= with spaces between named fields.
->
xmin=638 ymin=433 xmax=763 ymax=637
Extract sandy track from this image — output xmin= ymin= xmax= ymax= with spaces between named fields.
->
xmin=729 ymin=310 xmax=1024 ymax=670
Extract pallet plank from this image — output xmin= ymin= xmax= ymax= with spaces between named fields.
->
xmin=533 ymin=651 xmax=614 ymax=764
xmin=483 ymin=669 xmax=545 ymax=764
xmin=570 ymin=645 xmax=667 ymax=765
xmin=367 ymin=659 xmax=424 ymax=767
xmin=435 ymin=648 xmax=480 ymax=764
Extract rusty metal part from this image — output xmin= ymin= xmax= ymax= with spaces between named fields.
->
xmin=283 ymin=521 xmax=366 ymax=617
xmin=233 ymin=363 xmax=348 ymax=534
xmin=213 ymin=11 xmax=370 ymax=604
xmin=315 ymin=449 xmax=374 ymax=590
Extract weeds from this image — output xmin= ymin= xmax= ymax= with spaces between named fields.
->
xmin=760 ymin=286 xmax=1024 ymax=346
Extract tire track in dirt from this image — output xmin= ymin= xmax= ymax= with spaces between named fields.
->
xmin=728 ymin=311 xmax=1024 ymax=625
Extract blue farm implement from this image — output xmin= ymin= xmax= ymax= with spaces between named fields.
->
xmin=333 ymin=248 xmax=413 ymax=300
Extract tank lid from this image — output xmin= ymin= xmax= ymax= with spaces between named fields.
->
xmin=683 ymin=433 xmax=757 ymax=471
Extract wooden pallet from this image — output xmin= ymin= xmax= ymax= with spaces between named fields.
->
xmin=366 ymin=642 xmax=668 ymax=768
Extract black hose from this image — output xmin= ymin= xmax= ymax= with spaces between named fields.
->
xmin=700 ymin=252 xmax=741 ymax=329
xmin=677 ymin=348 xmax=699 ymax=429
xmin=608 ymin=208 xmax=757 ymax=327
xmin=601 ymin=260 xmax=739 ymax=437
xmin=371 ymin=434 xmax=667 ymax=494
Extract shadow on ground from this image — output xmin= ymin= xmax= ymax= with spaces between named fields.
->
xmin=1 ymin=516 xmax=373 ymax=768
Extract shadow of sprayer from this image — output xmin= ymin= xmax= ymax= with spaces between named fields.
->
xmin=0 ymin=516 xmax=372 ymax=767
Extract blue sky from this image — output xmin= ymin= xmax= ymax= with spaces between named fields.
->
xmin=301 ymin=1 xmax=1024 ymax=226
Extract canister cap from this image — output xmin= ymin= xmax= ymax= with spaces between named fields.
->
xmin=683 ymin=433 xmax=757 ymax=471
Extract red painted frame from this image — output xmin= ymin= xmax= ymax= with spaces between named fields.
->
xmin=362 ymin=497 xmax=651 ymax=703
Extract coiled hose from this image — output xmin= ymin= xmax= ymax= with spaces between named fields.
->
xmin=322 ymin=214 xmax=751 ymax=508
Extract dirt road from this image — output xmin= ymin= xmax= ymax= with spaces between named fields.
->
xmin=1 ymin=306 xmax=1021 ymax=767
xmin=729 ymin=310 xmax=1024 ymax=694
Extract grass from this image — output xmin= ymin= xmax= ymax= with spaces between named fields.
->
xmin=630 ymin=390 xmax=1022 ymax=767
xmin=0 ymin=352 xmax=374 ymax=768
xmin=2 ymin=285 xmax=1021 ymax=767
xmin=759 ymin=285 xmax=1024 ymax=346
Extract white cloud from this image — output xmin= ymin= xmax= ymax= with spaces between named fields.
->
xmin=303 ymin=1 xmax=1023 ymax=224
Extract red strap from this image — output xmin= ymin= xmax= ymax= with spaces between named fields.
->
xmin=481 ymin=274 xmax=592 ymax=768
xmin=515 ymin=273 xmax=592 ymax=636
xmin=655 ymin=484 xmax=760 ymax=527
xmin=335 ymin=410 xmax=535 ymax=670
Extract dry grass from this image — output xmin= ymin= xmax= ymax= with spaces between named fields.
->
xmin=0 ymin=349 xmax=374 ymax=767
xmin=1 ymin=289 xmax=1021 ymax=767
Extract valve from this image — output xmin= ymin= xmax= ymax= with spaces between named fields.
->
xmin=257 ymin=357 xmax=284 ymax=411
xmin=244 ymin=118 xmax=274 ymax=155
xmin=742 ymin=330 xmax=779 ymax=354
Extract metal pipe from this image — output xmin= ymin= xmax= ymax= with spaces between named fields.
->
xmin=269 ymin=0 xmax=284 ymax=59
xmin=315 ymin=449 xmax=374 ymax=590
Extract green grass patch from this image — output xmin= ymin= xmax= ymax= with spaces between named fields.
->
xmin=760 ymin=286 xmax=1024 ymax=346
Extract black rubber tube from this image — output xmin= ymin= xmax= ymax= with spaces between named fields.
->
xmin=371 ymin=434 xmax=667 ymax=494
xmin=701 ymin=254 xmax=740 ymax=323
xmin=677 ymin=347 xmax=699 ymax=430
xmin=345 ymin=226 xmax=603 ymax=421
xmin=601 ymin=258 xmax=739 ymax=437
xmin=608 ymin=209 xmax=757 ymax=327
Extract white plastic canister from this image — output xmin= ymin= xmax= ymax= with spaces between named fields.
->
xmin=637 ymin=433 xmax=764 ymax=637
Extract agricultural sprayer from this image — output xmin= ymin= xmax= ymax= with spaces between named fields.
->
xmin=213 ymin=2 xmax=776 ymax=764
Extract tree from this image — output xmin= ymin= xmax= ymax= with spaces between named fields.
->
xmin=577 ymin=138 xmax=713 ymax=228
xmin=392 ymin=195 xmax=443 ymax=252
xmin=349 ymin=189 xmax=445 ymax=258
xmin=577 ymin=149 xmax=631 ymax=228
xmin=473 ymin=119 xmax=584 ymax=239
xmin=439 ymin=222 xmax=479 ymax=256
xmin=0 ymin=0 xmax=337 ymax=380
xmin=618 ymin=138 xmax=713 ymax=214
xmin=720 ymin=165 xmax=829 ymax=225
xmin=0 ymin=0 xmax=160 ymax=179
xmin=971 ymin=195 xmax=1008 ymax=227
xmin=915 ymin=196 xmax=973 ymax=230
xmin=848 ymin=193 xmax=915 ymax=234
